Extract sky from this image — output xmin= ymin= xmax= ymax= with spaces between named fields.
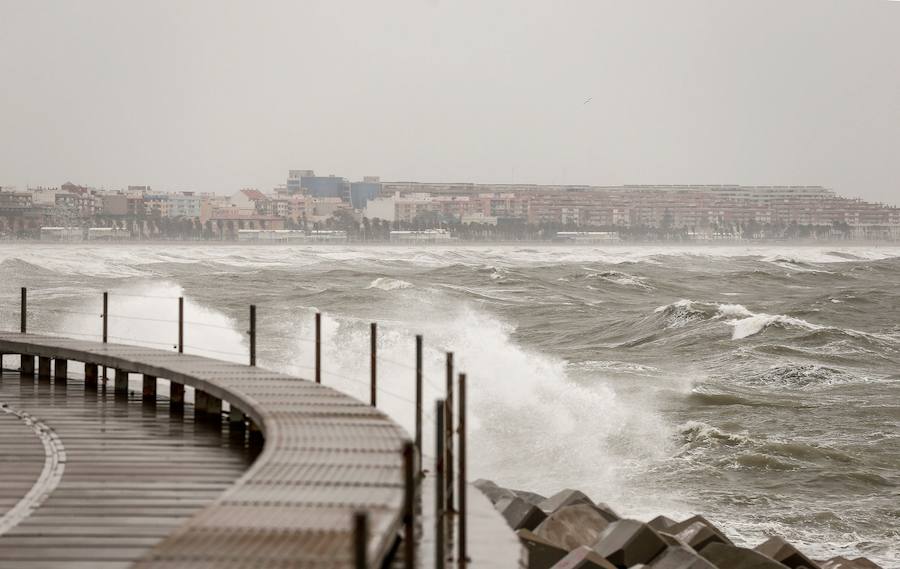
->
xmin=1 ymin=0 xmax=898 ymax=203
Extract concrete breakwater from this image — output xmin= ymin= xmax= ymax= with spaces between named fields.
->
xmin=474 ymin=479 xmax=884 ymax=569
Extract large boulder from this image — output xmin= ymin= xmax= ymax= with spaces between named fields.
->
xmin=514 ymin=489 xmax=549 ymax=506
xmin=551 ymin=546 xmax=617 ymax=569
xmin=591 ymin=519 xmax=668 ymax=568
xmin=666 ymin=521 xmax=730 ymax=551
xmin=754 ymin=537 xmax=821 ymax=569
xmin=668 ymin=515 xmax=733 ymax=546
xmin=539 ymin=489 xmax=595 ymax=514
xmin=700 ymin=542 xmax=791 ymax=569
xmin=496 ymin=496 xmax=548 ymax=531
xmin=535 ymin=503 xmax=614 ymax=550
xmin=649 ymin=545 xmax=719 ymax=569
xmin=474 ymin=479 xmax=517 ymax=504
xmin=519 ymin=529 xmax=570 ymax=569
xmin=820 ymin=556 xmax=883 ymax=569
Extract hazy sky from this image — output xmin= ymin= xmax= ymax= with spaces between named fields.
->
xmin=1 ymin=1 xmax=898 ymax=202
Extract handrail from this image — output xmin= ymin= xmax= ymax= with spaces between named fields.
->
xmin=0 ymin=331 xmax=409 ymax=568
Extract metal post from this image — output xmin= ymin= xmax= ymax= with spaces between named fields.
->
xmin=20 ymin=287 xmax=26 ymax=333
xmin=403 ymin=440 xmax=415 ymax=569
xmin=457 ymin=373 xmax=467 ymax=568
xmin=435 ymin=400 xmax=446 ymax=569
xmin=249 ymin=305 xmax=256 ymax=367
xmin=370 ymin=322 xmax=377 ymax=407
xmin=315 ymin=312 xmax=322 ymax=384
xmin=354 ymin=510 xmax=368 ymax=569
xmin=102 ymin=292 xmax=108 ymax=343
xmin=446 ymin=352 xmax=454 ymax=512
xmin=415 ymin=335 xmax=423 ymax=475
xmin=178 ymin=297 xmax=184 ymax=354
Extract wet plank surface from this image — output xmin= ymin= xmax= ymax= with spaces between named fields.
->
xmin=0 ymin=369 xmax=253 ymax=569
xmin=0 ymin=333 xmax=410 ymax=568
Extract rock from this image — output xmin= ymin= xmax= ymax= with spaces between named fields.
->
xmin=754 ymin=537 xmax=821 ymax=569
xmin=551 ymin=546 xmax=617 ymax=569
xmin=700 ymin=542 xmax=791 ymax=569
xmin=474 ymin=479 xmax=517 ymax=504
xmin=519 ymin=529 xmax=570 ymax=569
xmin=820 ymin=556 xmax=883 ymax=569
xmin=535 ymin=503 xmax=614 ymax=550
xmin=648 ymin=515 xmax=678 ymax=531
xmin=514 ymin=489 xmax=549 ymax=506
xmin=649 ymin=545 xmax=719 ymax=569
xmin=594 ymin=502 xmax=621 ymax=522
xmin=496 ymin=496 xmax=548 ymax=531
xmin=668 ymin=521 xmax=730 ymax=551
xmin=539 ymin=489 xmax=595 ymax=514
xmin=668 ymin=515 xmax=733 ymax=546
xmin=591 ymin=519 xmax=668 ymax=568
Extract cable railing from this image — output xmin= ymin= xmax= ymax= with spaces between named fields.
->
xmin=5 ymin=285 xmax=474 ymax=569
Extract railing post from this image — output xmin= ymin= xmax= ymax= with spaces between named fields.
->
xmin=457 ymin=372 xmax=467 ymax=568
xmin=435 ymin=399 xmax=446 ymax=569
xmin=20 ymin=287 xmax=26 ymax=334
xmin=354 ymin=510 xmax=368 ymax=569
xmin=178 ymin=297 xmax=184 ymax=354
xmin=403 ymin=440 xmax=415 ymax=569
xmin=446 ymin=352 xmax=454 ymax=512
xmin=315 ymin=312 xmax=322 ymax=384
xmin=249 ymin=304 xmax=256 ymax=367
xmin=370 ymin=322 xmax=377 ymax=407
xmin=415 ymin=335 xmax=423 ymax=475
xmin=102 ymin=291 xmax=108 ymax=343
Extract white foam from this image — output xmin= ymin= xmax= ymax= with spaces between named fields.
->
xmin=727 ymin=313 xmax=822 ymax=340
xmin=366 ymin=277 xmax=413 ymax=291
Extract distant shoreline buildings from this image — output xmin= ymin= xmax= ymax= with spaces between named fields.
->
xmin=1 ymin=172 xmax=898 ymax=241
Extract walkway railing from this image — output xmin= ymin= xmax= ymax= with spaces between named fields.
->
xmin=1 ymin=287 xmax=473 ymax=568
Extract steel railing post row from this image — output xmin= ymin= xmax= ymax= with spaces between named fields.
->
xmin=20 ymin=287 xmax=26 ymax=333
xmin=178 ymin=297 xmax=184 ymax=353
xmin=315 ymin=312 xmax=322 ymax=384
xmin=353 ymin=510 xmax=368 ymax=569
xmin=446 ymin=352 xmax=454 ymax=512
xmin=403 ymin=440 xmax=415 ymax=569
xmin=249 ymin=304 xmax=256 ymax=367
xmin=435 ymin=399 xmax=446 ymax=569
xmin=458 ymin=372 xmax=467 ymax=568
xmin=415 ymin=334 xmax=423 ymax=476
xmin=370 ymin=322 xmax=377 ymax=407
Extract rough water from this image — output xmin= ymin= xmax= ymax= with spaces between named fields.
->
xmin=1 ymin=243 xmax=898 ymax=566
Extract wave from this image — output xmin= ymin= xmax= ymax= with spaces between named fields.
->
xmin=366 ymin=277 xmax=413 ymax=291
xmin=744 ymin=364 xmax=862 ymax=390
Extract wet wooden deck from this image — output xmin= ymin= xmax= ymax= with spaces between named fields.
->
xmin=0 ymin=332 xmax=409 ymax=568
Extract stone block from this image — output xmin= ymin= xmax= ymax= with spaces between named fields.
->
xmin=648 ymin=515 xmax=678 ymax=531
xmin=820 ymin=556 xmax=883 ymax=569
xmin=754 ymin=537 xmax=821 ymax=569
xmin=536 ymin=503 xmax=614 ymax=550
xmin=519 ymin=528 xmax=570 ymax=569
xmin=700 ymin=542 xmax=791 ymax=569
xmin=478 ymin=483 xmax=517 ymax=504
xmin=496 ymin=496 xmax=548 ymax=531
xmin=539 ymin=488 xmax=595 ymax=514
xmin=551 ymin=546 xmax=617 ymax=569
xmin=650 ymin=545 xmax=719 ymax=569
xmin=591 ymin=519 xmax=668 ymax=568
xmin=669 ymin=521 xmax=730 ymax=551
xmin=514 ymin=489 xmax=549 ymax=506
xmin=668 ymin=515 xmax=733 ymax=546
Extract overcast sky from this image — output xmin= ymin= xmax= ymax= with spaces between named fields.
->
xmin=1 ymin=1 xmax=898 ymax=202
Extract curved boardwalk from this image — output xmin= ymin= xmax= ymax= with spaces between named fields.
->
xmin=0 ymin=332 xmax=409 ymax=569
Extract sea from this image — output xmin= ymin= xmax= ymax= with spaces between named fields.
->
xmin=1 ymin=243 xmax=898 ymax=566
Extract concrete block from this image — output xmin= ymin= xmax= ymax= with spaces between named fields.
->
xmin=536 ymin=503 xmax=614 ymax=550
xmin=648 ymin=515 xmax=678 ymax=531
xmin=20 ymin=354 xmax=35 ymax=377
xmin=142 ymin=375 xmax=157 ymax=400
xmin=591 ymin=519 xmax=667 ymax=568
xmin=649 ymin=545 xmax=719 ymax=569
xmin=114 ymin=369 xmax=129 ymax=393
xmin=514 ymin=489 xmax=549 ymax=506
xmin=668 ymin=515 xmax=733 ymax=546
xmin=539 ymin=489 xmax=595 ymax=514
xmin=551 ymin=546 xmax=617 ymax=569
xmin=519 ymin=529 xmax=569 ymax=569
xmin=820 ymin=556 xmax=883 ymax=569
xmin=477 ymin=482 xmax=517 ymax=504
xmin=754 ymin=537 xmax=821 ymax=569
xmin=668 ymin=521 xmax=729 ymax=552
xmin=38 ymin=356 xmax=51 ymax=379
xmin=496 ymin=496 xmax=548 ymax=531
xmin=700 ymin=542 xmax=791 ymax=569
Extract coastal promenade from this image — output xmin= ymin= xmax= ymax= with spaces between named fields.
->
xmin=0 ymin=328 xmax=522 ymax=568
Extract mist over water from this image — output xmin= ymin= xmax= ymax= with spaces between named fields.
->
xmin=1 ymin=243 xmax=898 ymax=566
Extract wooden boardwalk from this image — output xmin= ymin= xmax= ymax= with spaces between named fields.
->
xmin=0 ymin=332 xmax=409 ymax=568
